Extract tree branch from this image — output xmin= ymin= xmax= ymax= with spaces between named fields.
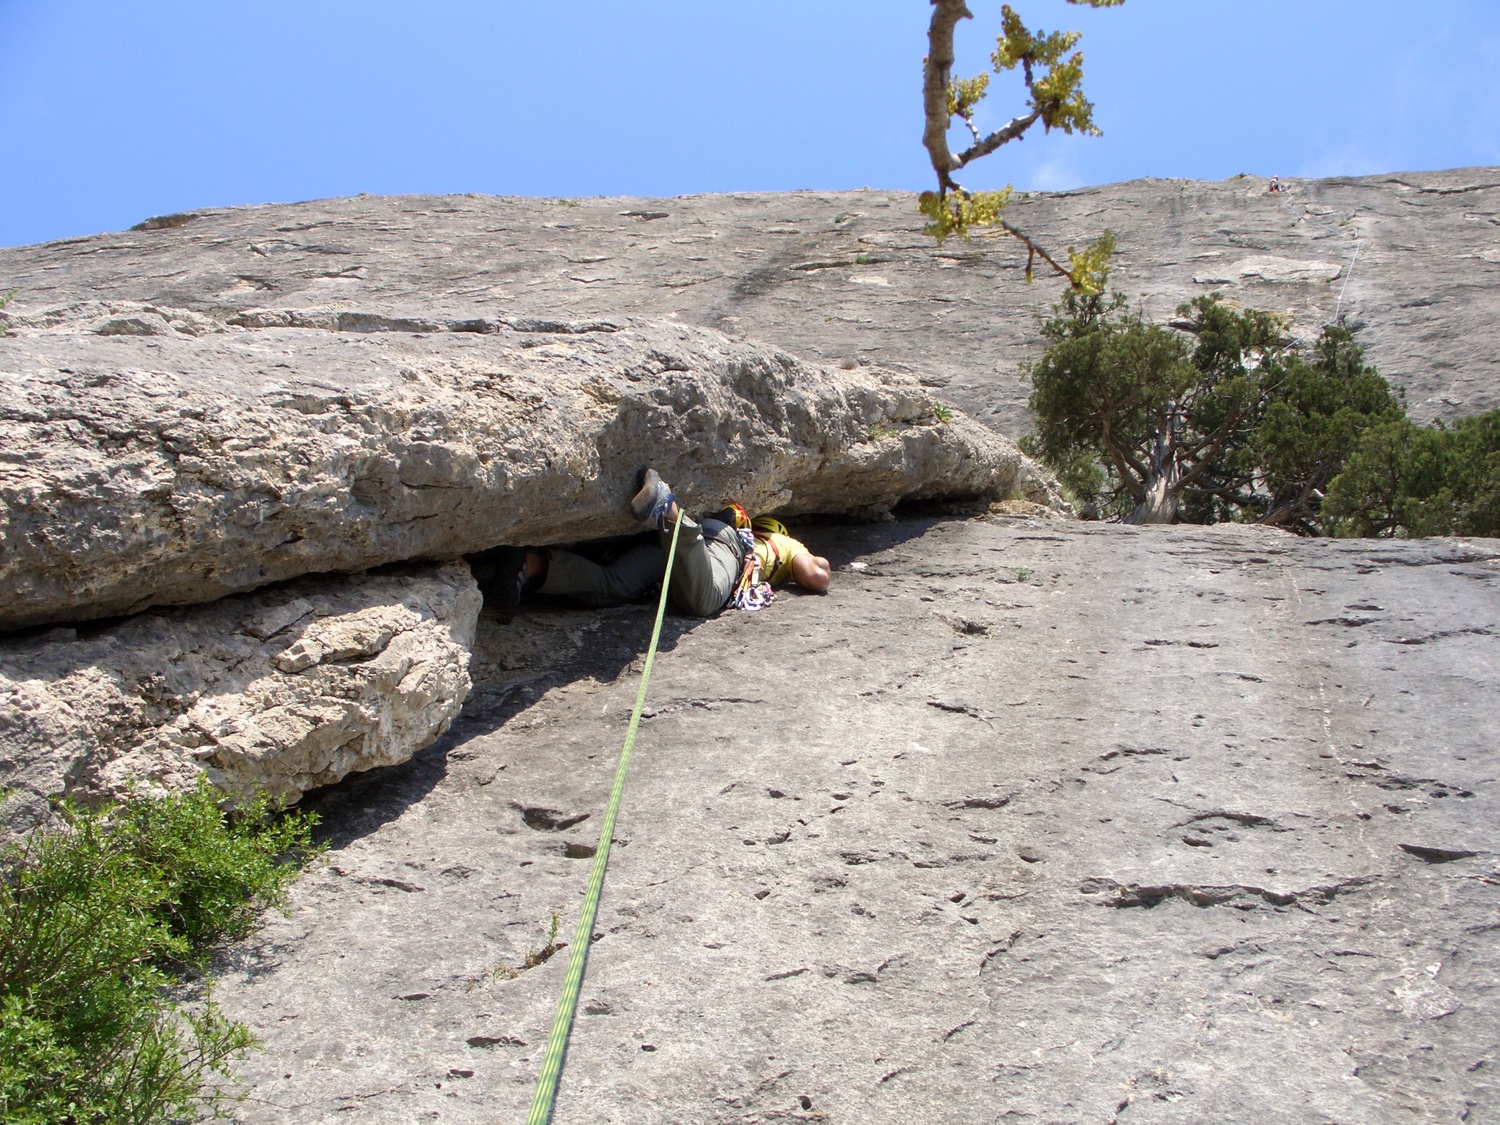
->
xmin=1177 ymin=396 xmax=1252 ymax=472
xmin=922 ymin=0 xmax=973 ymax=188
xmin=953 ymin=108 xmax=1043 ymax=172
xmin=1258 ymin=483 xmax=1323 ymax=529
xmin=993 ymin=218 xmax=1075 ymax=282
xmin=1099 ymin=417 xmax=1148 ymax=501
xmin=1184 ymin=479 xmax=1257 ymax=506
xmin=920 ymin=1 xmax=1116 ymax=292
xmin=926 ymin=0 xmax=1046 ymax=182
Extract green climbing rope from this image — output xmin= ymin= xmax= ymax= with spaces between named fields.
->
xmin=526 ymin=514 xmax=684 ymax=1125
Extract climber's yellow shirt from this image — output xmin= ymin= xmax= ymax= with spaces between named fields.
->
xmin=752 ymin=532 xmax=805 ymax=586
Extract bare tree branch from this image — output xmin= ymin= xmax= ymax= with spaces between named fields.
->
xmin=953 ymin=108 xmax=1042 ymax=172
xmin=922 ymin=0 xmax=973 ymax=189
xmin=994 ymin=218 xmax=1074 ymax=282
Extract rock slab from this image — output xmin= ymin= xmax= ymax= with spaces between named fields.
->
xmin=210 ymin=518 xmax=1500 ymax=1124
xmin=0 ymin=560 xmax=479 ymax=832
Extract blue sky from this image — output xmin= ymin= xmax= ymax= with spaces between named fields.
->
xmin=2 ymin=0 xmax=1498 ymax=247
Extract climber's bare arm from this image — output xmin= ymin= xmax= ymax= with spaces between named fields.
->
xmin=791 ymin=552 xmax=832 ymax=593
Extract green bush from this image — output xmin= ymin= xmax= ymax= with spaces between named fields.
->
xmin=112 ymin=782 xmax=318 ymax=952
xmin=0 ymin=781 xmax=319 ymax=1123
xmin=1325 ymin=409 xmax=1500 ymax=537
xmin=1024 ymin=288 xmax=1409 ymax=532
xmin=1247 ymin=322 xmax=1406 ymax=532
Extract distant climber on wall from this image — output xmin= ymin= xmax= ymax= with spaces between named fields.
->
xmin=1268 ymin=176 xmax=1287 ymax=193
xmin=473 ymin=469 xmax=831 ymax=619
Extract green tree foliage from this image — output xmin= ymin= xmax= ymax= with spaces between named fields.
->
xmin=0 ymin=782 xmax=320 ymax=1123
xmin=1025 ymin=285 xmax=1406 ymax=530
xmin=1026 ymin=287 xmax=1271 ymax=523
xmin=920 ymin=0 xmax=1122 ymax=290
xmin=1251 ymin=324 xmax=1407 ymax=532
xmin=1324 ymin=410 xmax=1500 ymax=537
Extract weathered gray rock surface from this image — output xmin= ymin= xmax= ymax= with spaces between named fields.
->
xmin=211 ymin=518 xmax=1500 ymax=1123
xmin=0 ymin=307 xmax=1044 ymax=631
xmin=3 ymin=168 xmax=1494 ymax=443
xmin=0 ymin=561 xmax=478 ymax=833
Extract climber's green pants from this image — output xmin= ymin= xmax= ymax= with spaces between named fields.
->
xmin=539 ymin=515 xmax=743 ymax=617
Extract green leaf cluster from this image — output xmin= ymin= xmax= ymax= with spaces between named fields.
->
xmin=989 ymin=1 xmax=1119 ymax=136
xmin=947 ymin=73 xmax=991 ymax=122
xmin=1065 ymin=230 xmax=1115 ymax=294
xmin=918 ymin=187 xmax=1014 ymax=242
xmin=992 ymin=9 xmax=1094 ymax=135
xmin=1324 ymin=410 xmax=1500 ymax=537
xmin=0 ymin=781 xmax=320 ymax=1123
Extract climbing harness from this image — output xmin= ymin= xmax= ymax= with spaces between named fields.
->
xmin=525 ymin=514 xmax=684 ymax=1125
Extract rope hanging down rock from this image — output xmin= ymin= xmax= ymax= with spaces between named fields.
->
xmin=1334 ymin=240 xmax=1362 ymax=324
xmin=526 ymin=514 xmax=684 ymax=1125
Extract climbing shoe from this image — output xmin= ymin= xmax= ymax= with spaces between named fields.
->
xmin=630 ymin=468 xmax=676 ymax=529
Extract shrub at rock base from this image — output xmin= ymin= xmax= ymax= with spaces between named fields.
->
xmin=1324 ymin=409 xmax=1500 ymax=538
xmin=0 ymin=783 xmax=320 ymax=1124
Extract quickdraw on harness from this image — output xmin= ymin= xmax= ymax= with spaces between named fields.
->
xmin=729 ymin=527 xmax=776 ymax=612
xmin=722 ymin=503 xmax=787 ymax=612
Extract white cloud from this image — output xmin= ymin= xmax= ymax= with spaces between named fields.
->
xmin=1020 ymin=157 xmax=1089 ymax=192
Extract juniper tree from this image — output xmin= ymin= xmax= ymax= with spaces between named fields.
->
xmin=1324 ymin=409 xmax=1500 ymax=537
xmin=919 ymin=0 xmax=1121 ymax=290
xmin=1026 ymin=289 xmax=1281 ymax=524
xmin=1025 ymin=289 xmax=1404 ymax=528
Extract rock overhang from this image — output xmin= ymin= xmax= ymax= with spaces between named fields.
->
xmin=0 ymin=300 xmax=1054 ymax=632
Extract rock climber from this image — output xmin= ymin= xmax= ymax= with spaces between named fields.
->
xmin=473 ymin=468 xmax=831 ymax=618
xmin=1268 ymin=176 xmax=1285 ymax=193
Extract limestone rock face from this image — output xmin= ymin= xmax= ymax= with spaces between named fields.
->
xmin=3 ymin=169 xmax=1492 ymax=444
xmin=0 ymin=305 xmax=1049 ymax=631
xmin=209 ymin=519 xmax=1500 ymax=1124
xmin=2 ymin=181 xmax=1495 ymax=1120
xmin=0 ymin=561 xmax=479 ymax=832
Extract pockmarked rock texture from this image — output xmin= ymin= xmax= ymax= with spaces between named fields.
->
xmin=0 ymin=561 xmax=478 ymax=832
xmin=211 ymin=518 xmax=1500 ymax=1124
xmin=4 ymin=168 xmax=1494 ymax=442
xmin=0 ymin=305 xmax=1046 ymax=631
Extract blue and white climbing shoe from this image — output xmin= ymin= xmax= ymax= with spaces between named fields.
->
xmin=630 ymin=468 xmax=675 ymax=529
